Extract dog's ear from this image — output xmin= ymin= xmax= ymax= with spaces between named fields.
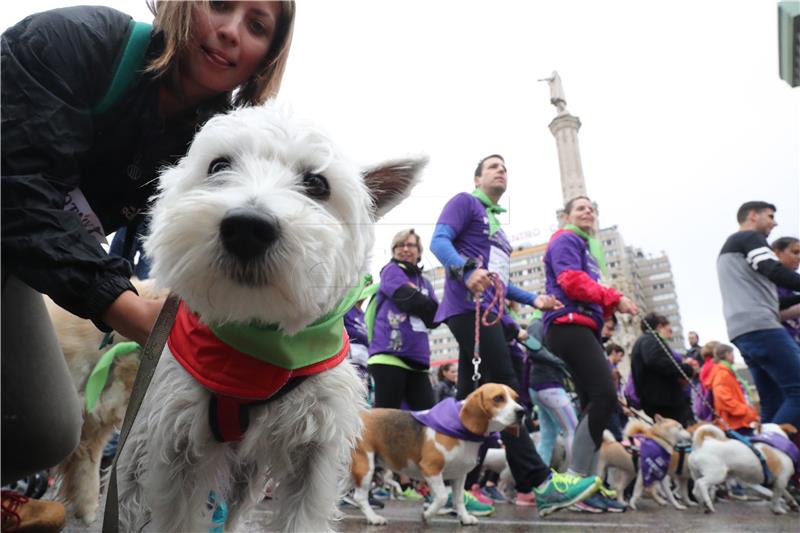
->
xmin=460 ymin=388 xmax=490 ymax=436
xmin=362 ymin=156 xmax=428 ymax=219
xmin=654 ymin=413 xmax=663 ymax=423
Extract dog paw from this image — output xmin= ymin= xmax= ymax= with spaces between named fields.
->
xmin=674 ymin=504 xmax=687 ymax=511
xmin=687 ymin=500 xmax=698 ymax=507
xmin=459 ymin=514 xmax=479 ymax=526
xmin=770 ymin=505 xmax=787 ymax=515
xmin=367 ymin=515 xmax=388 ymax=525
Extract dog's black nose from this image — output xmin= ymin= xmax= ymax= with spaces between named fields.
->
xmin=220 ymin=208 xmax=280 ymax=260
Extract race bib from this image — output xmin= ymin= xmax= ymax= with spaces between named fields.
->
xmin=410 ymin=316 xmax=428 ymax=332
xmin=64 ymin=188 xmax=107 ymax=244
xmin=488 ymin=245 xmax=510 ymax=286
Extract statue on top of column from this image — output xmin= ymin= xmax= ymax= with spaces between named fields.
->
xmin=539 ymin=70 xmax=568 ymax=115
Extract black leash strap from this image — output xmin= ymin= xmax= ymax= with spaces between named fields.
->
xmin=102 ymin=292 xmax=180 ymax=533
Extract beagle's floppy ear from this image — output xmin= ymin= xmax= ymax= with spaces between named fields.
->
xmin=460 ymin=388 xmax=490 ymax=436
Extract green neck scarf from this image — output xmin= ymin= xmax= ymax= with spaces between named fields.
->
xmin=210 ymin=276 xmax=371 ymax=370
xmin=471 ymin=189 xmax=506 ymax=236
xmin=564 ymin=224 xmax=607 ymax=277
xmin=86 ymin=341 xmax=141 ymax=412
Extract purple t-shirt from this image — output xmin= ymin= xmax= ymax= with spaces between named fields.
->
xmin=778 ymin=286 xmax=800 ymax=345
xmin=543 ymin=230 xmax=604 ymax=332
xmin=344 ymin=306 xmax=368 ymax=347
xmin=368 ymin=261 xmax=437 ymax=367
xmin=434 ymin=193 xmax=513 ymax=322
xmin=411 ymin=397 xmax=485 ymax=442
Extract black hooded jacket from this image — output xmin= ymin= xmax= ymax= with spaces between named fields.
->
xmin=1 ymin=6 xmax=220 ymax=328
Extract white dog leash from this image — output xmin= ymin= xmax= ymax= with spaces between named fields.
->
xmin=102 ymin=292 xmax=180 ymax=533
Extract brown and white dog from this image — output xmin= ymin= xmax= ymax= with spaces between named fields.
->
xmin=44 ymin=278 xmax=166 ymax=525
xmin=600 ymin=421 xmax=699 ymax=509
xmin=350 ymin=383 xmax=523 ymax=526
xmin=624 ymin=416 xmax=691 ymax=511
xmin=689 ymin=422 xmax=799 ymax=514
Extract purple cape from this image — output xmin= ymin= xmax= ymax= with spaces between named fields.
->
xmin=411 ymin=398 xmax=485 ymax=442
xmin=634 ymin=436 xmax=671 ymax=486
xmin=751 ymin=432 xmax=800 ymax=473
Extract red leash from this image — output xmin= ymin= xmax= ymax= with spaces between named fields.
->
xmin=472 ymin=272 xmax=505 ymax=385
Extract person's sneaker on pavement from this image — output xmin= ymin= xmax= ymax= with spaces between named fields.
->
xmin=1 ymin=491 xmax=65 ymax=532
xmin=436 ymin=490 xmax=495 ymax=516
xmin=569 ymin=499 xmax=605 ymax=513
xmin=533 ymin=471 xmax=601 ymax=517
xmin=514 ymin=491 xmax=536 ymax=507
xmin=469 ymin=484 xmax=494 ymax=505
xmin=481 ymin=484 xmax=507 ymax=503
xmin=399 ymin=486 xmax=425 ymax=502
xmin=371 ymin=487 xmax=390 ymax=500
xmin=597 ymin=494 xmax=626 ymax=513
xmin=368 ymin=491 xmax=385 ymax=510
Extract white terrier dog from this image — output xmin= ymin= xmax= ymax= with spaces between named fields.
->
xmin=115 ymin=102 xmax=426 ymax=532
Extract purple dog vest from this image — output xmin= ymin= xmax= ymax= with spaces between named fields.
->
xmin=411 ymin=398 xmax=485 ymax=442
xmin=751 ymin=432 xmax=800 ymax=473
xmin=633 ymin=435 xmax=671 ymax=486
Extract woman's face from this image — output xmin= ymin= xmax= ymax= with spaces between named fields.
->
xmin=393 ymin=235 xmax=420 ymax=264
xmin=656 ymin=322 xmax=673 ymax=340
xmin=444 ymin=366 xmax=458 ymax=382
xmin=776 ymin=241 xmax=800 ymax=271
xmin=183 ymin=1 xmax=282 ymax=99
xmin=566 ymin=198 xmax=596 ymax=233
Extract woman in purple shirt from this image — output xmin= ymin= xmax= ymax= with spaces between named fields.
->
xmin=543 ymin=196 xmax=638 ymax=511
xmin=368 ymin=229 xmax=439 ymax=410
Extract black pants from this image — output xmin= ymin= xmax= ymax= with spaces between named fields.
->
xmin=546 ymin=324 xmax=616 ymax=451
xmin=448 ymin=312 xmax=550 ymax=491
xmin=369 ymin=363 xmax=436 ymax=410
xmin=1 ymin=275 xmax=82 ymax=483
xmin=641 ymin=402 xmax=693 ymax=428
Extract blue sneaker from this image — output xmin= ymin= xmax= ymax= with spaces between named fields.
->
xmin=435 ymin=490 xmax=495 ymax=517
xmin=481 ymin=484 xmax=507 ymax=503
xmin=371 ymin=487 xmax=390 ymax=500
xmin=533 ymin=471 xmax=600 ymax=517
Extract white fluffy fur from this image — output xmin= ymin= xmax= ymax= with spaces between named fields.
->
xmin=117 ymin=102 xmax=425 ymax=532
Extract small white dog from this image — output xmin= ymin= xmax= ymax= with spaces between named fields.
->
xmin=115 ymin=103 xmax=426 ymax=532
xmin=689 ymin=423 xmax=799 ymax=514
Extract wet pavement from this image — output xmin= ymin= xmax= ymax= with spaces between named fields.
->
xmin=65 ymin=494 xmax=800 ymax=532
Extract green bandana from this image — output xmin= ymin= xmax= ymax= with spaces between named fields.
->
xmin=472 ymin=189 xmax=506 ymax=236
xmin=85 ymin=341 xmax=141 ymax=412
xmin=210 ymin=276 xmax=371 ymax=370
xmin=564 ymin=224 xmax=607 ymax=278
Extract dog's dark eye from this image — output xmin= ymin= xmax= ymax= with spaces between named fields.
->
xmin=493 ymin=395 xmax=504 ymax=403
xmin=208 ymin=157 xmax=232 ymax=175
xmin=302 ymin=173 xmax=330 ymax=200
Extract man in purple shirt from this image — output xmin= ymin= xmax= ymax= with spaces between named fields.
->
xmin=430 ymin=154 xmax=600 ymax=515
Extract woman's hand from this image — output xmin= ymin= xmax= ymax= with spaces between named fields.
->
xmin=534 ymin=294 xmax=564 ymax=311
xmin=102 ymin=290 xmax=166 ymax=346
xmin=617 ymin=296 xmax=639 ymax=315
xmin=517 ymin=328 xmax=529 ymax=342
xmin=466 ymin=268 xmax=493 ymax=294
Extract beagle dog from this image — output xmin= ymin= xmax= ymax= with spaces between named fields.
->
xmin=350 ymin=383 xmax=523 ymax=525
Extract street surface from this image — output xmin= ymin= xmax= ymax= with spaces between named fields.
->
xmin=64 ymin=494 xmax=800 ymax=532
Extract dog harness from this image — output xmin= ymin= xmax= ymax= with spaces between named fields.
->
xmin=751 ymin=432 xmax=800 ymax=476
xmin=410 ymin=398 xmax=486 ymax=442
xmin=674 ymin=441 xmax=692 ymax=477
xmin=630 ymin=435 xmax=671 ymax=486
xmin=168 ymin=279 xmax=369 ymax=442
xmin=725 ymin=430 xmax=775 ymax=487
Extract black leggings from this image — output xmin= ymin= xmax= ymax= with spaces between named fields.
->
xmin=448 ymin=312 xmax=550 ymax=491
xmin=369 ymin=363 xmax=435 ymax=411
xmin=546 ymin=325 xmax=616 ymax=453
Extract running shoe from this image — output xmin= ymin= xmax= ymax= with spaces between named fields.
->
xmin=436 ymin=490 xmax=495 ymax=516
xmin=399 ymin=486 xmax=425 ymax=502
xmin=481 ymin=484 xmax=508 ymax=503
xmin=469 ymin=484 xmax=494 ymax=505
xmin=533 ymin=471 xmax=601 ymax=517
xmin=371 ymin=487 xmax=390 ymax=500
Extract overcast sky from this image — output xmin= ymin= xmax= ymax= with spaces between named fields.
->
xmin=4 ymin=1 xmax=798 ymax=351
